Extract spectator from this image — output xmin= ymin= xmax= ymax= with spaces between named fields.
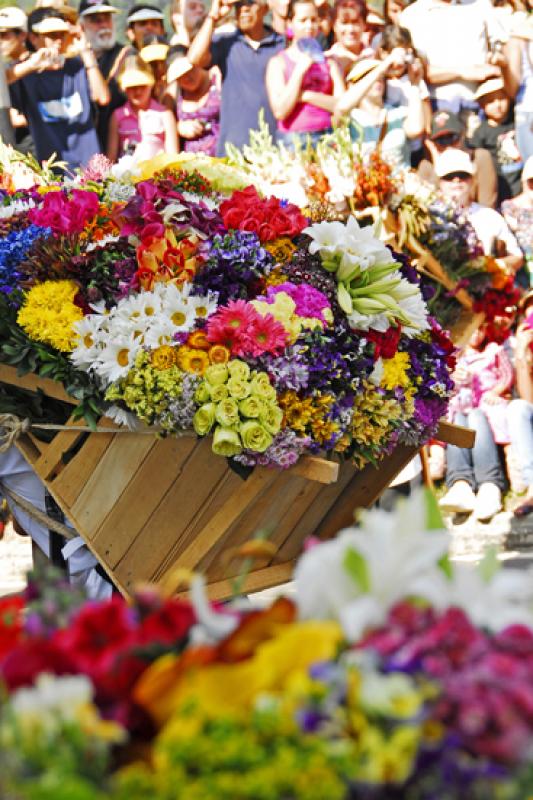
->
xmin=335 ymin=54 xmax=425 ymax=169
xmin=326 ymin=0 xmax=371 ymax=78
xmin=107 ymin=55 xmax=178 ymax=162
xmin=502 ymin=155 xmax=533 ymax=283
xmin=418 ymin=109 xmax=498 ymax=208
xmin=436 ymin=148 xmax=523 ymax=274
xmin=168 ymin=49 xmax=221 ymax=156
xmin=504 ymin=18 xmax=533 ymax=160
xmin=266 ymin=0 xmax=344 ymax=148
xmin=188 ymin=0 xmax=284 ymax=155
xmin=140 ymin=33 xmax=172 ymax=106
xmin=469 ymin=77 xmax=523 ymax=203
xmin=171 ymin=0 xmax=209 ymax=46
xmin=78 ymin=0 xmax=127 ymax=155
xmin=267 ymin=0 xmax=290 ymax=34
xmin=399 ymin=0 xmax=504 ymax=116
xmin=508 ymin=289 xmax=533 ymax=516
xmin=0 ymin=7 xmax=34 ymax=155
xmin=127 ymin=4 xmax=166 ymax=51
xmin=9 ymin=11 xmax=109 ymax=171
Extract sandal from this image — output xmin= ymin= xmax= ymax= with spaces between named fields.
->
xmin=513 ymin=500 xmax=533 ymax=518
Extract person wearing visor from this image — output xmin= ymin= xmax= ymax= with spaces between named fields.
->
xmin=140 ymin=33 xmax=172 ymax=106
xmin=9 ymin=11 xmax=109 ymax=171
xmin=188 ymin=0 xmax=284 ymax=155
xmin=0 ymin=8 xmax=34 ymax=154
xmin=436 ymin=148 xmax=522 ymax=278
xmin=107 ymin=55 xmax=177 ymax=162
xmin=78 ymin=0 xmax=127 ymax=152
xmin=127 ymin=4 xmax=166 ymax=51
xmin=168 ymin=47 xmax=221 ymax=155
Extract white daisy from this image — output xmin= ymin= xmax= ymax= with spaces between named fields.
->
xmin=95 ymin=335 xmax=139 ymax=384
xmin=188 ymin=291 xmax=218 ymax=321
xmin=70 ymin=315 xmax=106 ymax=370
xmin=143 ymin=319 xmax=179 ymax=349
xmin=114 ymin=291 xmax=162 ymax=325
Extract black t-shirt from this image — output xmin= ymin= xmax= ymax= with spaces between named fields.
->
xmin=10 ymin=57 xmax=100 ymax=170
xmin=469 ymin=115 xmax=523 ymax=201
xmin=95 ymin=43 xmax=127 ymax=153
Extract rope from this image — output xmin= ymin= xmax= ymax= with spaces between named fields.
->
xmin=0 ymin=483 xmax=75 ymax=540
xmin=0 ymin=413 xmax=196 ymax=453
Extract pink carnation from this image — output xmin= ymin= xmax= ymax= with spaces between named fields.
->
xmin=265 ymin=282 xmax=331 ymax=324
xmin=29 ymin=189 xmax=99 ymax=235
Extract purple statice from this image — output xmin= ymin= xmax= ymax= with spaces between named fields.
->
xmin=262 ymin=281 xmax=332 ymax=324
xmin=299 ymin=328 xmax=374 ymax=395
xmin=163 ymin=373 xmax=201 ymax=431
xmin=192 ymin=230 xmax=273 ymax=303
xmin=234 ymin=428 xmax=312 ymax=469
xmin=0 ymin=223 xmax=48 ymax=305
xmin=261 ymin=346 xmax=310 ymax=391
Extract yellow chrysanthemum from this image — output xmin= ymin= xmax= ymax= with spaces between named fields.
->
xmin=380 ymin=352 xmax=412 ymax=391
xmin=17 ymin=279 xmax=83 ymax=353
xmin=177 ymin=346 xmax=210 ymax=375
xmin=151 ymin=345 xmax=178 ymax=370
xmin=265 ymin=237 xmax=297 ymax=264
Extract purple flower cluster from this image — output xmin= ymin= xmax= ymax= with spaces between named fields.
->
xmin=192 ymin=230 xmax=273 ymax=303
xmin=234 ymin=428 xmax=312 ymax=469
xmin=263 ymin=281 xmax=332 ymax=323
xmin=261 ymin=346 xmax=310 ymax=391
xmin=165 ymin=373 xmax=201 ymax=430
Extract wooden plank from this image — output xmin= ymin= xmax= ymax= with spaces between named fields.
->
xmin=92 ymin=435 xmax=198 ymax=569
xmin=289 ymin=456 xmax=339 ymax=484
xmin=167 ymin=466 xmax=278 ymax=576
xmin=113 ymin=438 xmax=231 ymax=590
xmin=32 ymin=418 xmax=87 ymax=482
xmin=436 ymin=420 xmax=475 ymax=449
xmin=317 ymin=444 xmax=418 ymax=541
xmin=0 ymin=364 xmax=75 ymax=404
xmin=14 ymin=436 xmax=42 ymax=466
xmin=69 ymin=433 xmax=156 ymax=538
xmin=176 ymin=561 xmax=296 ymax=601
xmin=51 ymin=428 xmax=116 ymax=508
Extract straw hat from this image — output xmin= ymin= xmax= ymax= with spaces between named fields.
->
xmin=167 ymin=55 xmax=194 ymax=83
xmin=118 ymin=56 xmax=155 ymax=90
xmin=140 ymin=34 xmax=169 ymax=63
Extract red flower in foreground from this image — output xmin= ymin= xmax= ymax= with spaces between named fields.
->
xmin=1 ymin=638 xmax=77 ymax=690
xmin=220 ymin=186 xmax=308 ymax=243
xmin=0 ymin=596 xmax=25 ymax=661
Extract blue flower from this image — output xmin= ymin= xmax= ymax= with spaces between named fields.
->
xmin=0 ymin=224 xmax=48 ymax=305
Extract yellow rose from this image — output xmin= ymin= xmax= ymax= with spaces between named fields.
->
xmin=212 ymin=426 xmax=242 ymax=457
xmin=215 ymin=398 xmax=240 ymax=428
xmin=227 ymin=377 xmax=251 ymax=400
xmin=195 ymin=383 xmax=211 ymax=404
xmin=239 ymin=396 xmax=264 ymax=419
xmin=193 ymin=403 xmax=216 ymax=436
xmin=260 ymin=403 xmax=283 ymax=435
xmin=240 ymin=420 xmax=272 ymax=453
xmin=204 ymin=364 xmax=229 ymax=386
xmin=210 ymin=383 xmax=229 ymax=403
xmin=227 ymin=359 xmax=250 ymax=381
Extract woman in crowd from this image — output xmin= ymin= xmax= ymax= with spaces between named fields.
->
xmin=266 ymin=0 xmax=344 ymax=149
xmin=325 ymin=0 xmax=371 ymax=79
xmin=502 ymin=155 xmax=533 ymax=285
xmin=167 ymin=47 xmax=220 ymax=156
xmin=508 ymin=290 xmax=533 ymax=516
xmin=334 ymin=49 xmax=425 ymax=169
xmin=504 ymin=17 xmax=533 ymax=161
xmin=139 ymin=33 xmax=173 ymax=108
xmin=170 ymin=0 xmax=208 ymax=47
xmin=107 ymin=55 xmax=177 ymax=161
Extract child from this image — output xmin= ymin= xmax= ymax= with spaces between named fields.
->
xmin=107 ymin=55 xmax=177 ymax=162
xmin=469 ymin=78 xmax=523 ymax=203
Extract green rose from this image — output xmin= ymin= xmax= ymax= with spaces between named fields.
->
xmin=240 ymin=420 xmax=273 ymax=453
xmin=227 ymin=359 xmax=250 ymax=381
xmin=204 ymin=364 xmax=229 ymax=387
xmin=239 ymin=395 xmax=264 ymax=419
xmin=212 ymin=425 xmax=242 ymax=457
xmin=227 ymin=377 xmax=251 ymax=400
xmin=195 ymin=382 xmax=211 ymax=404
xmin=260 ymin=403 xmax=283 ymax=435
xmin=210 ymin=383 xmax=229 ymax=403
xmin=215 ymin=397 xmax=240 ymax=428
xmin=193 ymin=402 xmax=216 ymax=436
xmin=250 ymin=371 xmax=276 ymax=402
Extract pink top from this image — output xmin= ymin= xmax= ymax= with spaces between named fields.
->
xmin=278 ymin=52 xmax=333 ymax=134
xmin=114 ymin=99 xmax=168 ymax=160
xmin=448 ymin=342 xmax=514 ymax=444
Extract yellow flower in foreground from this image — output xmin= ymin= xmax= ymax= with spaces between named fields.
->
xmin=357 ymin=725 xmax=421 ymax=785
xmin=17 ymin=280 xmax=83 ymax=353
xmin=135 ymin=621 xmax=343 ymax=727
xmin=151 ymin=345 xmax=178 ymax=370
xmin=380 ymin=352 xmax=412 ymax=391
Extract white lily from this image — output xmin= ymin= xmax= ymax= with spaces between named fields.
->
xmin=294 ymin=491 xmax=451 ymax=642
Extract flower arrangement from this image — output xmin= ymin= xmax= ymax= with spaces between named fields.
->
xmin=0 ymin=154 xmax=453 ymax=469
xmin=2 ymin=492 xmax=533 ymax=799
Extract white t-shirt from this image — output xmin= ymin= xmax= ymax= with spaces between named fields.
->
xmin=467 ymin=202 xmax=522 ymax=257
xmin=400 ymin=0 xmax=505 ymax=111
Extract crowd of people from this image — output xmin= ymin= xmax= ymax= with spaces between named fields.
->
xmin=0 ymin=0 xmax=533 ymax=523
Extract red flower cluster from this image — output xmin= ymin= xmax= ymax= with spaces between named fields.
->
xmin=220 ymin=186 xmax=308 ymax=243
xmin=366 ymin=325 xmax=402 ymax=360
xmin=0 ymin=596 xmax=24 ymax=661
xmin=29 ymin=189 xmax=99 ymax=236
xmin=429 ymin=318 xmax=457 ymax=369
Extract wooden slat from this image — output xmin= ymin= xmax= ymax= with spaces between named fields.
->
xmin=51 ymin=428 xmax=116 ymax=508
xmin=0 ymin=364 xmax=75 ymax=404
xmin=69 ymin=433 xmax=156 ymax=537
xmin=436 ymin=420 xmax=475 ymax=449
xmin=32 ymin=418 xmax=86 ymax=482
xmin=92 ymin=435 xmax=198 ymax=569
xmin=177 ymin=561 xmax=296 ymax=602
xmin=289 ymin=456 xmax=339 ymax=484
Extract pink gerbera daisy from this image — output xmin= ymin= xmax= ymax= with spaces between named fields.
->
xmin=244 ymin=313 xmax=288 ymax=357
xmin=207 ymin=299 xmax=257 ymax=351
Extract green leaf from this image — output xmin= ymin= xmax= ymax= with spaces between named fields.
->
xmin=424 ymin=488 xmax=444 ymax=531
xmin=478 ymin=547 xmax=500 ymax=584
xmin=437 ymin=553 xmax=453 ymax=580
xmin=343 ymin=547 xmax=370 ymax=592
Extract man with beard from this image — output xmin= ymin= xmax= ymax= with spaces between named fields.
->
xmin=188 ymin=0 xmax=284 ymax=155
xmin=78 ymin=0 xmax=126 ymax=151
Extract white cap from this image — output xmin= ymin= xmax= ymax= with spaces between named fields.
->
xmin=167 ymin=55 xmax=194 ymax=83
xmin=127 ymin=7 xmax=165 ymax=24
xmin=474 ymin=77 xmax=505 ymax=102
xmin=435 ymin=148 xmax=476 ymax=178
xmin=0 ymin=7 xmax=28 ymax=32
xmin=32 ymin=15 xmax=70 ymax=35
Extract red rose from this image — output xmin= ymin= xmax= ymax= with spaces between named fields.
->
xmin=1 ymin=639 xmax=77 ymax=690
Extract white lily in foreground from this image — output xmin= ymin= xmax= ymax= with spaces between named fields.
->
xmin=294 ymin=491 xmax=450 ymax=642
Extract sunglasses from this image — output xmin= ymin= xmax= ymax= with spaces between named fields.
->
xmin=432 ymin=133 xmax=460 ymax=147
xmin=236 ymin=1 xmax=257 ymax=8
xmin=441 ymin=172 xmax=472 ymax=181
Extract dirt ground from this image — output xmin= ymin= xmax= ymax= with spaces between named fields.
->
xmin=0 ymin=523 xmax=32 ymax=596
